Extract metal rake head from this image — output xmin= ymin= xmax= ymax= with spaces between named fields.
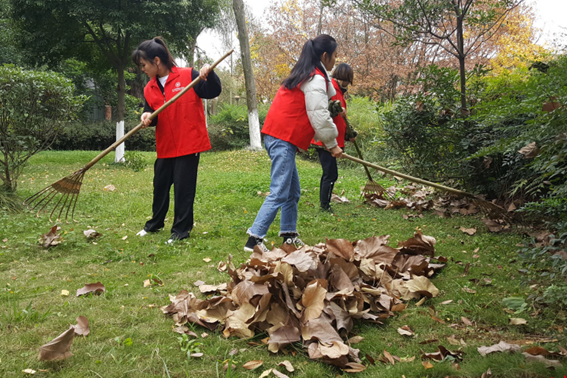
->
xmin=24 ymin=170 xmax=85 ymax=222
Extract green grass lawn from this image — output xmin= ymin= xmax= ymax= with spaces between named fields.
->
xmin=1 ymin=150 xmax=565 ymax=378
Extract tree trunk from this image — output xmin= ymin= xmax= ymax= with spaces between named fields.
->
xmin=456 ymin=15 xmax=467 ymax=112
xmin=187 ymin=39 xmax=196 ymax=67
xmin=317 ymin=1 xmax=324 ymax=35
xmin=233 ymin=0 xmax=262 ymax=150
xmin=115 ymin=64 xmax=126 ymax=162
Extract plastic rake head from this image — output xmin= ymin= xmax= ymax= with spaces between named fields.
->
xmin=24 ymin=170 xmax=85 ymax=222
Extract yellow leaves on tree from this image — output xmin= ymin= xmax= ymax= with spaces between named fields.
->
xmin=490 ymin=6 xmax=549 ymax=74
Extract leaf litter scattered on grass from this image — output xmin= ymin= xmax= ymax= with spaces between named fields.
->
xmin=76 ymin=282 xmax=105 ymax=297
xmin=160 ymin=231 xmax=445 ymax=370
xmin=73 ymin=316 xmax=89 ymax=336
xmin=41 ymin=225 xmax=61 ymax=248
xmin=477 ymin=341 xmax=521 ymax=356
xmin=38 ymin=327 xmax=75 ymax=361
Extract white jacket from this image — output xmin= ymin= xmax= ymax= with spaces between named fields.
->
xmin=300 ymin=67 xmax=338 ymax=149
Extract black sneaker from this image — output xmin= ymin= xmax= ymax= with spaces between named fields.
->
xmin=244 ymin=235 xmax=269 ymax=253
xmin=281 ymin=233 xmax=305 ymax=247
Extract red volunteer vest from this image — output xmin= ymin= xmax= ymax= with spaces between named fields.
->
xmin=261 ymin=68 xmax=328 ymax=151
xmin=312 ymin=78 xmax=346 ymax=148
xmin=144 ymin=67 xmax=211 ymax=159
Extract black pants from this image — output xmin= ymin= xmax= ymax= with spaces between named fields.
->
xmin=317 ymin=148 xmax=338 ymax=207
xmin=144 ymin=153 xmax=200 ymax=239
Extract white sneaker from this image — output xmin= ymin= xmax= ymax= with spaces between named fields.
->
xmin=136 ymin=229 xmax=148 ymax=237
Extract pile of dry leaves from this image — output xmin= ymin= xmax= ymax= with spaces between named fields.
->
xmin=161 ymin=231 xmax=446 ymax=371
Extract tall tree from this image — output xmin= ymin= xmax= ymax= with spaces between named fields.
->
xmin=11 ymin=0 xmax=222 ymax=161
xmin=233 ymin=0 xmax=261 ymax=150
xmin=349 ymin=0 xmax=524 ymax=111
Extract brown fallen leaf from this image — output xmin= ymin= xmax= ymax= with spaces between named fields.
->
xmin=482 ymin=218 xmax=504 ymax=233
xmin=461 ymin=316 xmax=473 ymax=326
xmin=259 ymin=369 xmax=273 ymax=378
xmin=477 ymin=341 xmax=521 ymax=356
xmin=76 ymin=282 xmax=105 ymax=297
xmin=481 ymin=368 xmax=492 ymax=378
xmin=430 ymin=315 xmax=446 ymax=324
xmin=510 ymin=318 xmax=527 ymax=325
xmin=38 ymin=327 xmax=75 ymax=361
xmin=243 ymin=360 xmax=263 ymax=370
xmin=383 ymin=349 xmax=395 ymax=365
xmin=83 ymin=229 xmax=101 ymax=239
xmin=278 ymin=360 xmax=294 ymax=372
xmin=522 ymin=352 xmax=562 ymax=367
xmin=422 ymin=361 xmax=434 ymax=369
xmin=343 ymin=362 xmax=366 ymax=372
xmin=461 ymin=287 xmax=476 ymax=294
xmin=199 ymin=283 xmax=227 ymax=293
xmin=518 ymin=142 xmax=539 ymax=158
xmin=447 ymin=335 xmax=460 ymax=346
xmin=272 ymin=369 xmax=290 ymax=378
xmin=42 ymin=225 xmax=61 ymax=248
xmin=397 ymin=325 xmax=415 ymax=337
xmin=441 ymin=300 xmax=453 ymax=305
xmin=203 ymin=257 xmax=211 ymax=263
xmin=217 ymin=261 xmax=227 ymax=272
xmin=103 ymin=184 xmax=116 ymax=191
xmin=459 ymin=227 xmax=477 ymax=236
xmin=73 ymin=316 xmax=89 ymax=336
xmin=347 ymin=335 xmax=364 ymax=344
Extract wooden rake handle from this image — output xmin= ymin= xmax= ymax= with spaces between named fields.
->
xmin=82 ymin=49 xmax=234 ymax=172
xmin=341 ymin=153 xmax=477 ymax=199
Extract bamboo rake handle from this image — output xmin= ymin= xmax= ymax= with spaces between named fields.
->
xmin=341 ymin=153 xmax=478 ymax=199
xmin=82 ymin=49 xmax=234 ymax=172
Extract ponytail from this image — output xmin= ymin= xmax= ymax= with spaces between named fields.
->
xmin=132 ymin=37 xmax=176 ymax=70
xmin=282 ymin=34 xmax=337 ymax=90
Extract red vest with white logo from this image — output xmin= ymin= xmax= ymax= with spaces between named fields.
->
xmin=144 ymin=67 xmax=210 ymax=158
xmin=262 ymin=68 xmax=328 ymax=151
xmin=312 ymin=78 xmax=346 ymax=148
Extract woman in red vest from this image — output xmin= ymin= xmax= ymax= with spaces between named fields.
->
xmin=131 ymin=37 xmax=221 ymax=243
xmin=244 ymin=34 xmax=342 ymax=253
xmin=312 ymin=63 xmax=356 ymax=213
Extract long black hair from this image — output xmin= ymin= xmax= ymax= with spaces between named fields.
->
xmin=282 ymin=34 xmax=337 ymax=90
xmin=131 ymin=37 xmax=176 ymax=70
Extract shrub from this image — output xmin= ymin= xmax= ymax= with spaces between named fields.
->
xmin=380 ymin=65 xmax=470 ymax=181
xmin=0 ymin=64 xmax=85 ymax=191
xmin=51 ymin=120 xmax=156 ymax=152
xmin=207 ymin=103 xmax=269 ymax=151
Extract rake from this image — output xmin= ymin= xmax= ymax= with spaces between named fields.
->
xmin=341 ymin=153 xmax=508 ymax=219
xmin=25 ymin=50 xmax=234 ymax=222
xmin=342 ymin=114 xmax=388 ymax=197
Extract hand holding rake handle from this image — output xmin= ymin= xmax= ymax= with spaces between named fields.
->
xmin=341 ymin=153 xmax=507 ymax=217
xmin=25 ymin=50 xmax=234 ymax=221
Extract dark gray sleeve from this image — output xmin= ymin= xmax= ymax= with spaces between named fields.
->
xmin=191 ymin=69 xmax=222 ymax=99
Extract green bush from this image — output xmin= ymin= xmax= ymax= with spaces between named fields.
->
xmin=0 ymin=64 xmax=85 ymax=191
xmin=51 ymin=120 xmax=156 ymax=151
xmin=380 ymin=65 xmax=470 ymax=181
xmin=469 ymin=56 xmax=567 ymax=211
xmin=207 ymin=103 xmax=269 ymax=151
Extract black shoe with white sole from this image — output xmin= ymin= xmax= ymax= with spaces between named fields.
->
xmin=244 ymin=235 xmax=269 ymax=253
xmin=281 ymin=233 xmax=305 ymax=248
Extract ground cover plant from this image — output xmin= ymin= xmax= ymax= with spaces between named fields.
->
xmin=1 ymin=150 xmax=566 ymax=377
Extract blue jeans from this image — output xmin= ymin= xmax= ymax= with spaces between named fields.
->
xmin=247 ymin=135 xmax=301 ymax=238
